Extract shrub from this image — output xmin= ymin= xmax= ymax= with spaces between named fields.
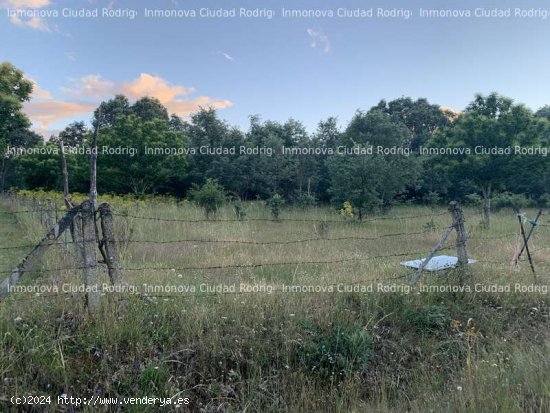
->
xmin=293 ymin=321 xmax=372 ymax=379
xmin=423 ymin=191 xmax=441 ymax=206
xmin=233 ymin=200 xmax=246 ymax=220
xmin=538 ymin=193 xmax=550 ymax=208
xmin=491 ymin=192 xmax=535 ymax=211
xmin=189 ymin=179 xmax=226 ymax=219
xmin=339 ymin=201 xmax=354 ymax=220
xmin=267 ymin=193 xmax=284 ymax=220
xmin=295 ymin=193 xmax=317 ymax=209
xmin=377 ymin=294 xmax=450 ymax=336
xmin=464 ymin=193 xmax=483 ymax=206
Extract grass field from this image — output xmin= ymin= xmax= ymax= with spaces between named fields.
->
xmin=1 ymin=197 xmax=549 ymax=412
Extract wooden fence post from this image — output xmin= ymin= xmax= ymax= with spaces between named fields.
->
xmin=71 ymin=211 xmax=85 ymax=265
xmin=409 ymin=224 xmax=454 ymax=286
xmin=60 ymin=140 xmax=71 ymax=207
xmin=45 ymin=198 xmax=55 ymax=229
xmin=409 ymin=201 xmax=470 ymax=286
xmin=98 ymin=202 xmax=127 ymax=313
xmin=90 ymin=107 xmax=100 ymax=211
xmin=449 ymin=201 xmax=469 ymax=271
xmin=80 ymin=200 xmax=100 ymax=313
xmin=0 ymin=203 xmax=83 ymax=298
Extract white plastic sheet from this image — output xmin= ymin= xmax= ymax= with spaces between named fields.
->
xmin=400 ymin=255 xmax=477 ymax=272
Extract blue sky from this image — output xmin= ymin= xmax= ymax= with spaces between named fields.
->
xmin=2 ymin=0 xmax=550 ymax=135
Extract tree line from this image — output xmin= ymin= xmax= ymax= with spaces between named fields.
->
xmin=2 ymin=62 xmax=550 ymax=222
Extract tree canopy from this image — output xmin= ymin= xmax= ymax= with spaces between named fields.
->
xmin=3 ymin=62 xmax=550 ymax=221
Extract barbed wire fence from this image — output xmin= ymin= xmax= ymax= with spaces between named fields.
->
xmin=0 ymin=192 xmax=548 ymax=310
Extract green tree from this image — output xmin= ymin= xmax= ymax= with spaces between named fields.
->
xmin=505 ymin=116 xmax=550 ymax=201
xmin=93 ymin=94 xmax=130 ymax=128
xmin=184 ymin=108 xmax=230 ymax=186
xmin=242 ymin=116 xmax=300 ymax=199
xmin=328 ymin=110 xmax=420 ymax=219
xmin=313 ymin=117 xmax=341 ymax=202
xmin=51 ymin=121 xmax=88 ymax=147
xmin=96 ymin=114 xmax=187 ymax=195
xmin=535 ymin=105 xmax=550 ymax=122
xmin=0 ymin=62 xmax=39 ymax=191
xmin=94 ymin=95 xmax=169 ymax=126
xmin=14 ymin=144 xmax=61 ymax=189
xmin=189 ymin=179 xmax=226 ymax=219
xmin=131 ymin=97 xmax=169 ymax=123
xmin=374 ymin=97 xmax=451 ymax=149
xmin=428 ymin=93 xmax=537 ymax=225
xmin=267 ymin=193 xmax=284 ymax=220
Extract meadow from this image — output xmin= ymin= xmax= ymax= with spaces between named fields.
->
xmin=0 ymin=193 xmax=549 ymax=412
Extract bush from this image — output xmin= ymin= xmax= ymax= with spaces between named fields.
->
xmin=293 ymin=321 xmax=372 ymax=379
xmin=491 ymin=192 xmax=535 ymax=211
xmin=339 ymin=201 xmax=354 ymax=220
xmin=232 ymin=200 xmax=246 ymax=220
xmin=267 ymin=193 xmax=284 ymax=220
xmin=538 ymin=193 xmax=550 ymax=208
xmin=377 ymin=294 xmax=450 ymax=336
xmin=464 ymin=193 xmax=483 ymax=206
xmin=423 ymin=191 xmax=441 ymax=206
xmin=189 ymin=179 xmax=226 ymax=219
xmin=295 ymin=193 xmax=317 ymax=209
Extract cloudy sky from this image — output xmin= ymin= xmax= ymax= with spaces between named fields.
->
xmin=2 ymin=0 xmax=550 ymax=136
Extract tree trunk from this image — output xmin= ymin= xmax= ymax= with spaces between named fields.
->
xmin=0 ymin=158 xmax=7 ymax=193
xmin=481 ymin=184 xmax=492 ymax=226
xmin=60 ymin=141 xmax=73 ymax=208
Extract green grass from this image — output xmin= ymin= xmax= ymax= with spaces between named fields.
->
xmin=0 ymin=198 xmax=549 ymax=412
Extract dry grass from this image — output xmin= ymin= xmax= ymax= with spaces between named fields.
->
xmin=0 ymin=199 xmax=549 ymax=412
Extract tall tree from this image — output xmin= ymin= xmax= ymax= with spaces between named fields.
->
xmin=93 ymin=94 xmax=130 ymax=128
xmin=130 ymin=97 xmax=169 ymax=123
xmin=535 ymin=105 xmax=550 ymax=122
xmin=184 ymin=108 xmax=230 ymax=187
xmin=428 ymin=93 xmax=536 ymax=224
xmin=0 ymin=62 xmax=40 ymax=191
xmin=96 ymin=114 xmax=187 ymax=195
xmin=328 ymin=110 xmax=420 ymax=219
xmin=374 ymin=97 xmax=451 ymax=149
xmin=242 ymin=116 xmax=301 ymax=199
xmin=313 ymin=117 xmax=341 ymax=202
xmin=51 ymin=121 xmax=88 ymax=147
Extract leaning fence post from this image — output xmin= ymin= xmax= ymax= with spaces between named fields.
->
xmin=449 ymin=201 xmax=469 ymax=271
xmin=0 ymin=202 xmax=83 ymax=299
xmin=516 ymin=211 xmax=536 ymax=279
xmin=45 ymin=198 xmax=55 ymax=229
xmin=409 ymin=224 xmax=454 ymax=286
xmin=71 ymin=210 xmax=85 ymax=265
xmin=99 ymin=202 xmax=127 ymax=314
xmin=80 ymin=200 xmax=100 ymax=314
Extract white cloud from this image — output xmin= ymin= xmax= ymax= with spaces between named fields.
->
xmin=22 ymin=81 xmax=93 ymax=134
xmin=307 ymin=28 xmax=330 ymax=54
xmin=29 ymin=79 xmax=53 ymax=99
xmin=3 ymin=0 xmax=55 ymax=31
xmin=0 ymin=0 xmax=50 ymax=7
xmin=220 ymin=52 xmax=235 ymax=61
xmin=9 ymin=14 xmax=51 ymax=31
xmin=23 ymin=74 xmax=233 ymax=134
xmin=25 ymin=100 xmax=97 ymax=134
xmin=61 ymin=75 xmax=115 ymax=98
xmin=119 ymin=73 xmax=194 ymax=102
xmin=61 ymin=72 xmax=233 ymax=117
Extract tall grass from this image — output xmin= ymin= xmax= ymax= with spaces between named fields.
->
xmin=0 ymin=196 xmax=548 ymax=412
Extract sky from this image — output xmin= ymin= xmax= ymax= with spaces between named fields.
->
xmin=2 ymin=0 xmax=550 ymax=136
